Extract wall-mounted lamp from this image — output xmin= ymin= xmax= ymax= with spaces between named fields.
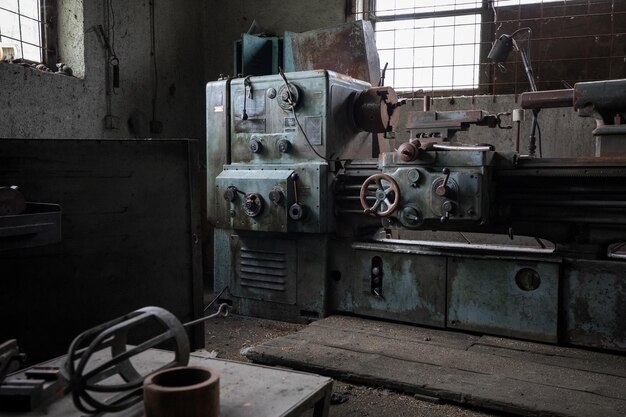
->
xmin=489 ymin=28 xmax=541 ymax=156
xmin=488 ymin=28 xmax=537 ymax=92
xmin=487 ymin=34 xmax=514 ymax=63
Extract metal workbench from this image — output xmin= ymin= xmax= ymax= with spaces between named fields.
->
xmin=1 ymin=349 xmax=332 ymax=417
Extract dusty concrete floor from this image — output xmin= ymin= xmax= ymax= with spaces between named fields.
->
xmin=202 ymin=313 xmax=498 ymax=417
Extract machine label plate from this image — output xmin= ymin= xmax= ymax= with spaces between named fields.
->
xmin=284 ymin=117 xmax=296 ymax=133
xmin=304 ymin=116 xmax=323 ymax=145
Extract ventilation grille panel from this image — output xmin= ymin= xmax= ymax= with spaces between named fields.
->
xmin=239 ymin=247 xmax=287 ymax=292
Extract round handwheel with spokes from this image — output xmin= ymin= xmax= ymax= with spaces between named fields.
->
xmin=360 ymin=173 xmax=401 ymax=217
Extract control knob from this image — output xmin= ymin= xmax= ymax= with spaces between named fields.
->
xmin=223 ymin=186 xmax=238 ymax=202
xmin=242 ymin=193 xmax=264 ymax=217
xmin=269 ymin=187 xmax=285 ymax=205
xmin=276 ymin=139 xmax=291 ymax=154
xmin=249 ymin=139 xmax=262 ymax=153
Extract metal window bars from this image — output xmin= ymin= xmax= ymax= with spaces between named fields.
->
xmin=349 ymin=0 xmax=625 ymax=96
xmin=0 ymin=0 xmax=43 ymax=62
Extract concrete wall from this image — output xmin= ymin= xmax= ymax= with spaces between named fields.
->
xmin=0 ymin=0 xmax=205 ymax=140
xmin=0 ymin=0 xmax=599 ymax=158
xmin=395 ymin=95 xmax=597 ymax=158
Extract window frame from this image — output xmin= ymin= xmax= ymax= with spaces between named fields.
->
xmin=0 ymin=0 xmax=57 ymax=66
xmin=366 ymin=0 xmax=495 ymax=95
xmin=40 ymin=0 xmax=57 ymax=66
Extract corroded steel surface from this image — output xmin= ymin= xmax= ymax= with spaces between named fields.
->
xmin=520 ymin=89 xmax=574 ymax=109
xmin=285 ymin=21 xmax=380 ymax=85
xmin=354 ymin=86 xmax=400 ymax=133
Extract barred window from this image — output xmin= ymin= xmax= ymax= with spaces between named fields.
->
xmin=374 ymin=1 xmax=484 ymax=92
xmin=374 ymin=1 xmax=483 ymax=92
xmin=0 ymin=0 xmax=54 ymax=64
xmin=364 ymin=0 xmax=617 ymax=95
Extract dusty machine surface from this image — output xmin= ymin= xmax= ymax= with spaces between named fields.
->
xmin=207 ymin=73 xmax=626 ymax=353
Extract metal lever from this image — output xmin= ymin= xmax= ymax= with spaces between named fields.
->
xmin=242 ymin=76 xmax=252 ymax=120
xmin=372 ymin=288 xmax=385 ymax=300
xmin=378 ymin=62 xmax=388 ymax=87
xmin=289 ymin=173 xmax=307 ymax=221
xmin=440 ymin=200 xmax=455 ymax=223
xmin=436 ymin=168 xmax=451 ymax=197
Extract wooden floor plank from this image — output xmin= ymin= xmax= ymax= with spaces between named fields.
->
xmin=469 ymin=340 xmax=626 ymax=378
xmin=246 ymin=315 xmax=626 ymax=417
xmin=275 ymin=329 xmax=626 ymax=399
xmin=310 ymin=316 xmax=481 ymax=350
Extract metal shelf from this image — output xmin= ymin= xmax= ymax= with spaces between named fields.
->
xmin=0 ymin=203 xmax=61 ymax=251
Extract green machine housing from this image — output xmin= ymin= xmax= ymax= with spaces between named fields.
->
xmin=206 ymin=70 xmax=393 ymax=320
xmin=207 ymin=73 xmax=626 ymax=353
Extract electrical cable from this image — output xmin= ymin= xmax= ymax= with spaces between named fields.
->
xmin=290 ymin=107 xmax=335 ymax=163
xmin=511 ymin=27 xmax=531 ymax=40
xmin=536 ymin=121 xmax=543 ymax=158
xmin=509 ymin=28 xmax=543 ymax=157
xmin=109 ymin=0 xmax=119 ymax=90
xmin=105 ymin=0 xmax=119 ymax=93
xmin=527 ymin=108 xmax=542 ymax=157
xmin=278 ymin=67 xmax=349 ymax=164
xmin=108 ymin=0 xmax=116 ymax=57
xmin=203 ymin=286 xmax=229 ymax=313
xmin=149 ymin=0 xmax=158 ymax=124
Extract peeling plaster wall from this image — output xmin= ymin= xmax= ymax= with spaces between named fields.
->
xmin=0 ymin=0 xmax=204 ymax=140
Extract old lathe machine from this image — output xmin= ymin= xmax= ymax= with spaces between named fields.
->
xmin=207 ymin=71 xmax=626 ymax=353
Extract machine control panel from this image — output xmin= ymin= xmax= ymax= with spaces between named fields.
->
xmin=405 ymin=166 xmax=485 ymax=228
xmin=244 ymin=134 xmax=295 ymax=159
xmin=215 ymin=163 xmax=329 ymax=233
xmin=360 ymin=164 xmax=488 ymax=229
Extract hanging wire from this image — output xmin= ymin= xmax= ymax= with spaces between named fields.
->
xmin=203 ymin=286 xmax=229 ymax=313
xmin=278 ymin=67 xmax=343 ymax=163
xmin=149 ymin=0 xmax=158 ymax=124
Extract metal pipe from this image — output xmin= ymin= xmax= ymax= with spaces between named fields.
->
xmin=340 ymin=184 xmax=373 ymax=190
xmin=336 ymin=209 xmax=368 ymax=214
xmin=336 ymin=195 xmax=376 ymax=201
xmin=432 ymin=144 xmax=493 ymax=151
xmin=423 ymin=95 xmax=431 ymax=111
xmin=521 ymin=89 xmax=574 ymax=109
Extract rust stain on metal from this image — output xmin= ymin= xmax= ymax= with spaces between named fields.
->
xmin=520 ymin=89 xmax=574 ymax=109
xmin=287 ymin=21 xmax=380 ymax=84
